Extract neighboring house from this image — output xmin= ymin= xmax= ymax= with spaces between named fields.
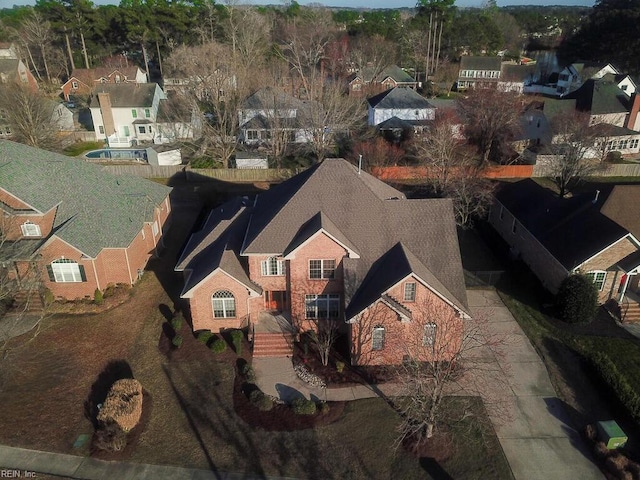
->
xmin=489 ymin=179 xmax=640 ymax=305
xmin=556 ymin=62 xmax=619 ymax=96
xmin=51 ymin=102 xmax=74 ymax=131
xmin=155 ymin=92 xmax=201 ymax=143
xmin=0 ymin=140 xmax=171 ymax=300
xmin=457 ymin=56 xmax=502 ymax=90
xmin=0 ymin=107 xmax=12 ymax=139
xmin=163 ymin=69 xmax=236 ymax=102
xmin=498 ymin=63 xmax=536 ymax=94
xmin=237 ymin=87 xmax=312 ymax=145
xmin=0 ymin=58 xmax=38 ymax=92
xmin=176 ymin=158 xmax=469 ymax=366
xmin=564 ymin=77 xmax=632 ymax=127
xmin=367 ymin=87 xmax=436 ymax=129
xmin=349 ymin=64 xmax=417 ymax=97
xmin=90 ymin=83 xmax=166 ymax=147
xmin=61 ymin=66 xmax=148 ymax=101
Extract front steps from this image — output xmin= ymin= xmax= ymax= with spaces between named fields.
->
xmin=252 ymin=332 xmax=294 ymax=358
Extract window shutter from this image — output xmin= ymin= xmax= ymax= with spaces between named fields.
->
xmin=79 ymin=264 xmax=87 ymax=282
xmin=46 ymin=264 xmax=55 ymax=282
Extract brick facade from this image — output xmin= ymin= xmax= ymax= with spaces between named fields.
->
xmin=351 ymin=279 xmax=462 ymax=366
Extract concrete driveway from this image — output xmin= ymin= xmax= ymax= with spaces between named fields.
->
xmin=467 ymin=289 xmax=603 ymax=480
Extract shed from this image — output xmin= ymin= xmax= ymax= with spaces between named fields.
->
xmin=146 ymin=145 xmax=182 ymax=166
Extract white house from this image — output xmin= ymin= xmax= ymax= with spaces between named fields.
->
xmin=237 ymin=87 xmax=312 ymax=145
xmin=367 ymin=87 xmax=435 ymax=127
xmin=90 ymin=83 xmax=166 ymax=147
xmin=51 ymin=102 xmax=74 ymax=131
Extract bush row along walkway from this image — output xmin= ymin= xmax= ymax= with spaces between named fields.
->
xmin=0 ymin=445 xmax=297 ymax=480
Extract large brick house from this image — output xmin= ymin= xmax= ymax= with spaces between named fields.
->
xmin=0 ymin=140 xmax=171 ymax=301
xmin=61 ymin=66 xmax=148 ymax=101
xmin=176 ymin=158 xmax=469 ymax=365
xmin=489 ymin=179 xmax=640 ymax=308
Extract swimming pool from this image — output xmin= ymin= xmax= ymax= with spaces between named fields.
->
xmin=85 ymin=149 xmax=148 ymax=160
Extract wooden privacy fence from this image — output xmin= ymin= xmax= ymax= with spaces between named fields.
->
xmin=97 ymin=162 xmax=640 ymax=181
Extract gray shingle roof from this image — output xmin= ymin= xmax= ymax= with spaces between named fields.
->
xmin=0 ymin=59 xmax=19 ymax=75
xmin=0 ymin=140 xmax=171 ymax=257
xmin=178 ymin=158 xmax=468 ymax=315
xmin=367 ymin=87 xmax=435 ymax=110
xmin=241 ymin=87 xmax=307 ymax=111
xmin=564 ymin=78 xmax=630 ymax=115
xmin=459 ymin=56 xmax=502 ymax=72
xmin=89 ymin=83 xmax=159 ymax=108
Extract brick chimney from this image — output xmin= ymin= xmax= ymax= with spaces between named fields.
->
xmin=625 ymin=92 xmax=640 ymax=131
xmin=97 ymin=92 xmax=116 ymax=137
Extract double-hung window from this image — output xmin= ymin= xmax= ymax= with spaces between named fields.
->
xmin=305 ymin=294 xmax=340 ymax=319
xmin=309 ymin=259 xmax=335 ymax=279
xmin=586 ymin=271 xmax=607 ymax=291
xmin=404 ymin=282 xmax=416 ymax=302
xmin=131 ymin=109 xmax=138 ymax=119
xmin=372 ymin=326 xmax=385 ymax=350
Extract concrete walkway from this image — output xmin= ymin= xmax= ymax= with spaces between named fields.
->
xmin=467 ymin=289 xmax=603 ymax=480
xmin=0 ymin=445 xmax=295 ymax=480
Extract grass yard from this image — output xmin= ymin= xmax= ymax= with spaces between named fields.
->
xmin=0 ymin=183 xmax=511 ymax=479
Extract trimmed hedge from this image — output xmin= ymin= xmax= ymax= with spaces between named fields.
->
xmin=210 ymin=338 xmax=227 ymax=353
xmin=230 ymin=329 xmax=244 ymax=355
xmin=292 ymin=397 xmax=316 ymax=415
xmin=249 ymin=389 xmax=274 ymax=412
xmin=587 ymin=351 xmax=640 ymax=422
xmin=170 ymin=317 xmax=183 ymax=331
xmin=556 ymin=274 xmax=598 ymax=324
xmin=94 ymin=288 xmax=104 ymax=305
xmin=197 ymin=330 xmax=214 ymax=345
xmin=172 ymin=335 xmax=183 ymax=348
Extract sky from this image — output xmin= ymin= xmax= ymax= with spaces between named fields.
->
xmin=1 ymin=0 xmax=596 ymax=8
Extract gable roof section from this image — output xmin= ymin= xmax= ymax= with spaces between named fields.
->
xmin=90 ymin=83 xmax=159 ymax=108
xmin=495 ymin=179 xmax=628 ymax=270
xmin=601 ymin=185 xmax=640 ymax=240
xmin=0 ymin=140 xmax=170 ymax=257
xmin=460 ymin=56 xmax=502 ymax=72
xmin=0 ymin=59 xmax=19 ymax=76
xmin=367 ymin=87 xmax=435 ymax=110
xmin=565 ymin=78 xmax=630 ymax=115
xmin=176 ymin=196 xmax=262 ymax=297
xmin=283 ymin=211 xmax=360 ymax=258
xmin=377 ymin=65 xmax=415 ymax=84
xmin=241 ymin=159 xmax=468 ymax=314
xmin=242 ymin=87 xmax=306 ymax=111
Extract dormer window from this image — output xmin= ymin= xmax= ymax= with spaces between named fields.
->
xmin=21 ymin=222 xmax=41 ymax=237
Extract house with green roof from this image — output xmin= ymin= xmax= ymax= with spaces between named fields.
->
xmin=0 ymin=140 xmax=171 ymax=301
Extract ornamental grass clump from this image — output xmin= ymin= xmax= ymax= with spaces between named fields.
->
xmin=97 ymin=379 xmax=143 ymax=433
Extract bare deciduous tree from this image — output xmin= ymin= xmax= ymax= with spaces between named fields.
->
xmin=547 ymin=111 xmax=605 ymax=197
xmin=444 ymin=171 xmax=495 ymax=228
xmin=20 ymin=10 xmax=53 ymax=83
xmin=301 ymin=82 xmax=366 ymax=162
xmin=0 ymin=83 xmax=59 ymax=149
xmin=457 ymin=87 xmax=522 ymax=164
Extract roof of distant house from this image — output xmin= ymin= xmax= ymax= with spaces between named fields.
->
xmin=241 ymin=87 xmax=307 ymax=111
xmin=501 ymin=63 xmax=536 ymax=82
xmin=367 ymin=87 xmax=435 ymax=110
xmin=459 ymin=56 xmax=502 ymax=72
xmin=0 ymin=140 xmax=171 ymax=257
xmin=495 ymin=179 xmax=635 ymax=270
xmin=90 ymin=83 xmax=160 ymax=108
xmin=0 ymin=59 xmax=20 ymax=75
xmin=564 ymin=78 xmax=630 ymax=115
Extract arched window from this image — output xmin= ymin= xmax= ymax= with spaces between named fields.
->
xmin=261 ymin=257 xmax=285 ymax=276
xmin=372 ymin=326 xmax=385 ymax=351
xmin=49 ymin=258 xmax=85 ymax=283
xmin=212 ymin=290 xmax=236 ymax=318
xmin=21 ymin=222 xmax=41 ymax=237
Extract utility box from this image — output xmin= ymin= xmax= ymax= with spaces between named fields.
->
xmin=597 ymin=421 xmax=628 ymax=449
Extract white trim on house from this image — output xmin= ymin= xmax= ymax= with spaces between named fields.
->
xmin=283 ymin=229 xmax=360 ymax=259
xmin=179 ymin=267 xmax=262 ymax=299
xmin=572 ymin=233 xmax=640 ymax=272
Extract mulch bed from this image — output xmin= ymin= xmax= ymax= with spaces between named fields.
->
xmin=293 ymin=333 xmax=398 ymax=387
xmin=403 ymin=428 xmax=455 ymax=462
xmin=232 ymin=376 xmax=346 ymax=431
xmin=47 ymin=284 xmax=132 ymax=315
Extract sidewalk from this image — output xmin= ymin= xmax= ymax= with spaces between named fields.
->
xmin=253 ymin=357 xmax=405 ymax=402
xmin=0 ymin=445 xmax=295 ymax=480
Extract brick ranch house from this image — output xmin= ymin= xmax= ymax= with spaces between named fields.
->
xmin=176 ymin=158 xmax=469 ymax=366
xmin=490 ymin=179 xmax=640 ymax=319
xmin=0 ymin=140 xmax=171 ymax=301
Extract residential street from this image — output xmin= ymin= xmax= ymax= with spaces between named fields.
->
xmin=467 ymin=289 xmax=603 ymax=480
